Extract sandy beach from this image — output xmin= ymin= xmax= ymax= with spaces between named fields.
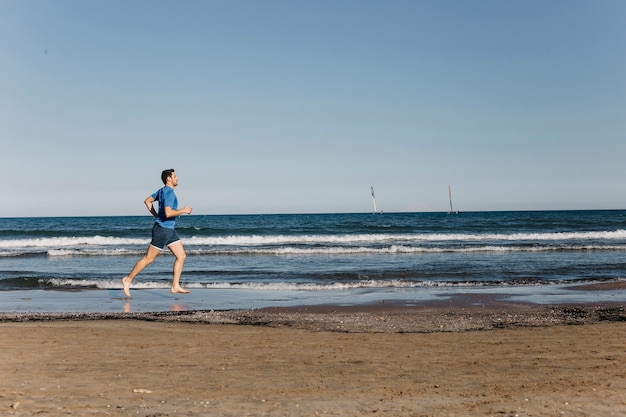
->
xmin=2 ymin=299 xmax=626 ymax=416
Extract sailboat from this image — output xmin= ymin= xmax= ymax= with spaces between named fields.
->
xmin=371 ymin=187 xmax=383 ymax=214
xmin=448 ymin=185 xmax=459 ymax=214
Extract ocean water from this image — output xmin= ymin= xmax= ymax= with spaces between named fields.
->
xmin=1 ymin=211 xmax=626 ymax=312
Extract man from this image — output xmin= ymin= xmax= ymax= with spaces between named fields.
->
xmin=122 ymin=169 xmax=193 ymax=298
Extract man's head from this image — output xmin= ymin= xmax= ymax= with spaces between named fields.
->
xmin=161 ymin=169 xmax=176 ymax=185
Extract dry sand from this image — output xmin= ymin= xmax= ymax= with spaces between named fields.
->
xmin=1 ymin=299 xmax=626 ymax=416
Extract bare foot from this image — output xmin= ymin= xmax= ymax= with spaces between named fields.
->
xmin=171 ymin=286 xmax=190 ymax=294
xmin=122 ymin=276 xmax=131 ymax=298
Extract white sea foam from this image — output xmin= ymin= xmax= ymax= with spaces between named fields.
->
xmin=187 ymin=244 xmax=626 ymax=256
xmin=0 ymin=236 xmax=147 ymax=248
xmin=185 ymin=230 xmax=626 ymax=246
xmin=47 ymin=248 xmax=141 ymax=257
xmin=2 ymin=229 xmax=626 ymax=255
xmin=44 ymin=278 xmax=501 ymax=291
xmin=14 ymin=243 xmax=626 ymax=258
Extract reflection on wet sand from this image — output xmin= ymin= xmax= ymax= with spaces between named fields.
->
xmin=122 ymin=301 xmax=188 ymax=313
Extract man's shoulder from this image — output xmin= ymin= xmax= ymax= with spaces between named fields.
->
xmin=151 ymin=186 xmax=175 ymax=200
xmin=161 ymin=186 xmax=177 ymax=204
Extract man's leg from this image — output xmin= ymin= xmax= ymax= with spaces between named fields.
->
xmin=122 ymin=245 xmax=161 ymax=297
xmin=168 ymin=241 xmax=189 ymax=294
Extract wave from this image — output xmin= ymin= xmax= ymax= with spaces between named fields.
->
xmin=186 ymin=230 xmax=626 ymax=245
xmin=189 ymin=244 xmax=626 ymax=255
xmin=1 ymin=229 xmax=625 ymax=248
xmin=7 ymin=277 xmax=619 ymax=291
xmin=0 ymin=236 xmax=147 ymax=249
xmin=47 ymin=248 xmax=143 ymax=257
xmin=2 ymin=230 xmax=626 ymax=258
xmin=0 ymin=244 xmax=623 ymax=258
xmin=0 ymin=230 xmax=626 ymax=245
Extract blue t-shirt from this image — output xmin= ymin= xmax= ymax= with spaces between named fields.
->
xmin=151 ymin=186 xmax=178 ymax=229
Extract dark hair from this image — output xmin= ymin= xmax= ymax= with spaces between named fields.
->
xmin=161 ymin=169 xmax=175 ymax=184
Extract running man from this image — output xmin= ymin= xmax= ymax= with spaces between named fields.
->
xmin=122 ymin=169 xmax=192 ymax=297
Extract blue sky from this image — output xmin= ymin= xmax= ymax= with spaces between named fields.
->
xmin=2 ymin=0 xmax=625 ymax=217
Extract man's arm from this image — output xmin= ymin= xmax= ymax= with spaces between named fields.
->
xmin=164 ymin=205 xmax=193 ymax=218
xmin=144 ymin=196 xmax=158 ymax=218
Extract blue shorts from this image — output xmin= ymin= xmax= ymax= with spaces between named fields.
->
xmin=150 ymin=224 xmax=181 ymax=250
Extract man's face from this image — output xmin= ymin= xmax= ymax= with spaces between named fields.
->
xmin=169 ymin=172 xmax=179 ymax=187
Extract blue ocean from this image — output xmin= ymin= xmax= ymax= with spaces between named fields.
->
xmin=1 ymin=211 xmax=626 ymax=312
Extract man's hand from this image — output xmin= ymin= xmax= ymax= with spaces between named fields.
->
xmin=144 ymin=196 xmax=158 ymax=217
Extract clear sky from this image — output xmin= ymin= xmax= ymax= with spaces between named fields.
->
xmin=2 ymin=0 xmax=625 ymax=217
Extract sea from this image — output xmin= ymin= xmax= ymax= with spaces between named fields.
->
xmin=1 ymin=210 xmax=626 ymax=313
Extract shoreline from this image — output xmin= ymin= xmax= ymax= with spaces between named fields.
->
xmin=1 ymin=279 xmax=626 ymax=319
xmin=2 ymin=296 xmax=624 ymax=333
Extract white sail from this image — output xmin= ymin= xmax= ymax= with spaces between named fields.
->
xmin=448 ymin=185 xmax=458 ymax=214
xmin=371 ymin=187 xmax=383 ymax=214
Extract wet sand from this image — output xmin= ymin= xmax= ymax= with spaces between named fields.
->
xmin=1 ymin=299 xmax=626 ymax=416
